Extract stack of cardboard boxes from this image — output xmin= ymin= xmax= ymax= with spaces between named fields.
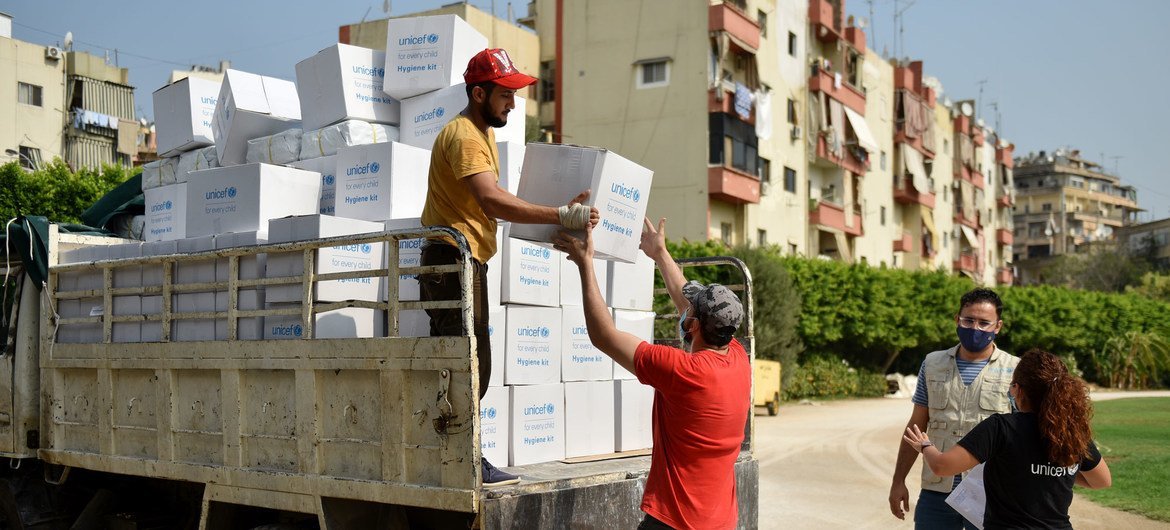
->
xmin=62 ymin=14 xmax=662 ymax=467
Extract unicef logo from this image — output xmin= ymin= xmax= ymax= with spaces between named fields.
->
xmin=545 ymin=403 xmax=555 ymax=415
xmin=360 ymin=244 xmax=373 ymax=254
xmin=369 ymin=162 xmax=380 ymax=173
xmin=293 ymin=325 xmax=303 ymax=337
xmin=324 ymin=175 xmax=335 ymax=185
xmin=486 ymin=407 xmax=497 ymax=419
xmin=426 ymin=33 xmax=439 ymax=44
xmin=435 ymin=106 xmax=445 ymax=118
xmin=633 ymin=189 xmax=641 ymax=202
xmin=164 ymin=200 xmax=172 ymax=210
xmin=488 ymin=325 xmax=494 ymax=336
xmin=541 ymin=248 xmax=551 ymax=259
xmin=227 ymin=187 xmax=237 ymax=198
xmin=540 ymin=327 xmax=550 ymax=338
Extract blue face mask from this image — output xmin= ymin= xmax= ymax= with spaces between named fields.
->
xmin=1008 ymin=392 xmax=1019 ymax=413
xmin=957 ymin=326 xmax=995 ymax=353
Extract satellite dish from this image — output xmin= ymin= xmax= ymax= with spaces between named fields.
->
xmin=64 ymin=31 xmax=73 ymax=51
xmin=960 ymin=101 xmax=974 ymax=117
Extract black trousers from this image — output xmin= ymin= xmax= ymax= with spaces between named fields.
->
xmin=419 ymin=242 xmax=491 ymax=400
xmin=638 ymin=514 xmax=674 ymax=530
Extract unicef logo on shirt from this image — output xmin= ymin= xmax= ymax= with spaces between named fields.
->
xmin=369 ymin=162 xmax=380 ymax=173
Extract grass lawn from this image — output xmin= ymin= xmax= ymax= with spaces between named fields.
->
xmin=1079 ymin=397 xmax=1170 ymax=522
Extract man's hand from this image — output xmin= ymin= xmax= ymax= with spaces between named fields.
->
xmin=640 ymin=217 xmax=668 ymax=260
xmin=558 ymin=189 xmax=600 ymax=230
xmin=888 ymin=482 xmax=910 ymax=520
xmin=552 ymin=227 xmax=593 ymax=267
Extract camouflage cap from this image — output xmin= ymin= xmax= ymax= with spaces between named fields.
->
xmin=682 ymin=280 xmax=744 ymax=344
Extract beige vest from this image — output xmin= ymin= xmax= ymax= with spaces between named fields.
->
xmin=921 ymin=345 xmax=1019 ymax=493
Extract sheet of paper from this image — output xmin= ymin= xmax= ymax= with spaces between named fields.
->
xmin=945 ymin=463 xmax=986 ymax=530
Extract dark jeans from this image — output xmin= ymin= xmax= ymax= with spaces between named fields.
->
xmin=419 ymin=242 xmax=491 ymax=400
xmin=915 ymin=489 xmax=978 ymax=530
xmin=637 ymin=514 xmax=674 ymax=530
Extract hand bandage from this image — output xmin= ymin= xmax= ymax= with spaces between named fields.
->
xmin=558 ymin=203 xmax=592 ymax=230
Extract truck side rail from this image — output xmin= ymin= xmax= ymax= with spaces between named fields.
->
xmin=38 ymin=226 xmax=487 ymax=515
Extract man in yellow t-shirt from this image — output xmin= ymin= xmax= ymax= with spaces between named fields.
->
xmin=420 ymin=48 xmax=598 ymax=486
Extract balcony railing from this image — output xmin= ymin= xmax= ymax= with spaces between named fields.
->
xmin=973 ymin=127 xmax=985 ymax=147
xmin=893 ymin=231 xmax=913 ymax=252
xmin=809 ymin=199 xmax=863 ymax=237
xmin=996 ymin=145 xmax=1014 ymax=169
xmin=954 ymin=252 xmax=978 ymax=273
xmin=709 ymin=88 xmax=754 ymax=125
xmin=894 ymin=130 xmax=935 ymax=158
xmin=710 ymin=2 xmax=760 ymax=53
xmin=708 ymin=165 xmax=760 ymax=205
xmin=809 ymin=66 xmax=866 ymax=115
xmin=808 ymin=0 xmax=842 ymax=41
xmin=996 ymin=228 xmax=1013 ymax=246
xmin=996 ymin=267 xmax=1013 ymax=285
xmin=954 ymin=212 xmax=980 ymax=230
xmin=996 ymin=193 xmax=1013 ymax=208
xmin=893 ymin=177 xmax=936 ymax=209
xmin=814 ymin=134 xmax=867 ymax=175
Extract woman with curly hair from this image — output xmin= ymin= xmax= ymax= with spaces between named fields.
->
xmin=902 ymin=348 xmax=1112 ymax=528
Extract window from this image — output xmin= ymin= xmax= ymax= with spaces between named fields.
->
xmin=880 ymin=206 xmax=887 ymax=226
xmin=18 ymin=82 xmax=43 ymax=107
xmin=789 ymin=243 xmax=798 ymax=255
xmin=636 ymin=60 xmax=670 ymax=89
xmin=758 ymin=229 xmax=768 ymax=246
xmin=783 ymin=166 xmax=797 ymax=193
xmin=539 ymin=61 xmax=556 ymax=102
xmin=880 ymin=150 xmax=887 ymax=171
xmin=721 ymin=223 xmax=733 ymax=245
xmin=16 ymin=146 xmax=40 ymax=170
xmin=1042 ymin=203 xmax=1052 ymax=212
xmin=757 ymin=10 xmax=767 ymax=38
xmin=759 ymin=156 xmax=771 ymax=183
xmin=788 ymin=32 xmax=797 ymax=57
xmin=787 ymin=99 xmax=796 ymax=124
xmin=725 ymin=135 xmax=757 ymax=175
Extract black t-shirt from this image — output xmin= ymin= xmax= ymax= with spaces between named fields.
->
xmin=957 ymin=412 xmax=1101 ymax=530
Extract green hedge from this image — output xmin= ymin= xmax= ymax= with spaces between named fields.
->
xmin=0 ymin=159 xmax=136 ymax=224
xmin=784 ymin=354 xmax=888 ymax=400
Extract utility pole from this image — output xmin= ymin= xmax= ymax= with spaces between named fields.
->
xmin=975 ymin=79 xmax=988 ymax=119
xmin=894 ymin=0 xmax=916 ymax=61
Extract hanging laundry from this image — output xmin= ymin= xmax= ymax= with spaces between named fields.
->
xmin=734 ymin=83 xmax=753 ymax=120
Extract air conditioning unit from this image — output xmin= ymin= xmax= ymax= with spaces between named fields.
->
xmin=790 ymin=126 xmax=802 ymax=141
xmin=760 ymin=181 xmax=772 ymax=196
xmin=45 ymin=46 xmax=62 ymax=60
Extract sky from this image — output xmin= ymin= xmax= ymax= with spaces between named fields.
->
xmin=4 ymin=0 xmax=1169 ymax=218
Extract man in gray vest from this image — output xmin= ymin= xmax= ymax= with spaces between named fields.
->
xmin=888 ymin=288 xmax=1019 ymax=528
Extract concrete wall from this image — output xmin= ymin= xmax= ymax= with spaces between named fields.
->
xmin=930 ymin=102 xmax=956 ymax=272
xmin=853 ymin=51 xmax=896 ymax=267
xmin=0 ymin=35 xmax=65 ymax=166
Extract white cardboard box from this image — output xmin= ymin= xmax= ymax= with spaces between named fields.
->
xmin=290 ymin=155 xmax=338 ymax=215
xmin=397 ymin=309 xmax=430 ymax=338
xmin=613 ymin=309 xmax=655 ymax=380
xmin=560 ymin=257 xmax=609 ymax=307
xmin=144 ymin=183 xmax=188 ymax=242
xmin=398 ymin=83 xmax=465 ymax=150
xmin=184 ymin=163 xmax=320 ymax=238
xmin=211 ymin=69 xmax=302 ymax=166
xmin=614 ymin=380 xmax=654 ymax=451
xmin=509 ymin=144 xmax=654 ymax=263
xmin=266 ymin=214 xmax=386 ymax=304
xmin=509 ymin=383 xmax=565 ymax=466
xmin=500 ymin=227 xmax=561 ymax=307
xmin=382 ymin=218 xmax=423 ymax=301
xmin=153 ymin=76 xmax=221 ymax=156
xmin=564 ymin=381 xmax=616 ymax=458
xmin=297 ymin=43 xmax=401 ymax=131
xmin=504 ymin=305 xmax=561 ymax=385
xmin=214 ymin=231 xmax=267 ymax=340
xmin=486 ymin=224 xmax=505 ymax=307
xmin=488 ymin=305 xmax=506 ymax=387
xmin=480 ymin=386 xmax=510 ymax=465
xmin=496 ymin=141 xmax=525 ymax=195
xmin=496 ymin=96 xmax=527 ymax=146
xmin=173 ymin=236 xmax=217 ymax=342
xmin=140 ymin=240 xmax=178 ymax=342
xmin=108 ymin=243 xmax=143 ymax=343
xmin=382 ymin=14 xmax=488 ymax=100
xmin=607 ymin=251 xmax=655 ymax=311
xmin=299 ymin=120 xmax=398 ymax=159
xmin=333 ymin=142 xmax=430 ymax=222
xmin=560 ymin=306 xmax=614 ymax=382
xmin=264 ymin=305 xmax=385 ymax=339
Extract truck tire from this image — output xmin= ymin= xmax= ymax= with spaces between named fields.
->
xmin=766 ymin=392 xmax=779 ymax=416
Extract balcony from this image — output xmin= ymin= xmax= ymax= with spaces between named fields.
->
xmin=893 ymin=231 xmax=913 ymax=253
xmin=844 ymin=26 xmax=866 ymax=51
xmin=954 ymin=252 xmax=978 ymax=274
xmin=996 ymin=193 xmax=1013 ymax=208
xmin=996 ymin=228 xmax=1013 ymax=246
xmin=954 ymin=212 xmax=979 ymax=230
xmin=893 ymin=177 xmax=936 ymax=208
xmin=970 ymin=169 xmax=985 ymax=190
xmin=973 ymin=127 xmax=985 ymax=147
xmin=996 ymin=144 xmax=1014 ymax=169
xmin=996 ymin=267 xmax=1013 ymax=285
xmin=809 ymin=66 xmax=867 ymax=115
xmin=709 ymin=88 xmax=754 ymax=125
xmin=815 ymin=134 xmax=868 ymax=175
xmin=710 ymin=2 xmax=760 ymax=53
xmin=708 ymin=166 xmax=760 ymax=205
xmin=809 ymin=200 xmax=863 ymax=237
xmin=955 ymin=165 xmax=984 ymax=189
xmin=809 ymin=0 xmax=843 ymax=42
xmin=895 ymin=130 xmax=935 ymax=158
xmin=954 ymin=115 xmax=971 ymax=135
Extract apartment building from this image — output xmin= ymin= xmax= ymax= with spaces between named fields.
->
xmin=339 ymin=2 xmax=540 ymax=125
xmin=1117 ymin=218 xmax=1170 ymax=271
xmin=1012 ymin=149 xmax=1141 ymax=284
xmin=0 ymin=12 xmax=65 ymax=170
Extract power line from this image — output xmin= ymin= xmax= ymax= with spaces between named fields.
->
xmin=13 ymin=21 xmax=193 ymax=67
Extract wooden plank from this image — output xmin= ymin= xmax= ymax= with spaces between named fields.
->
xmin=559 ymin=448 xmax=652 ymax=464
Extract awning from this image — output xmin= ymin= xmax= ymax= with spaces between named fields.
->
xmin=920 ymin=205 xmax=938 ymax=254
xmin=832 ymin=230 xmax=853 ymax=263
xmin=843 ymin=106 xmax=879 ymax=153
xmin=960 ymin=224 xmax=980 ymax=248
xmin=901 ymin=144 xmax=930 ymax=194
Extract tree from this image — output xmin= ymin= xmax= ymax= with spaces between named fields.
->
xmin=0 ymin=160 xmax=136 ymax=224
xmin=1093 ymin=330 xmax=1170 ymax=389
xmin=1039 ymin=244 xmax=1150 ymax=293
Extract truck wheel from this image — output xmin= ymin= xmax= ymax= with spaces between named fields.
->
xmin=767 ymin=393 xmax=779 ymax=416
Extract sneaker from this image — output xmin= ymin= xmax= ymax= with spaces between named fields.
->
xmin=482 ymin=458 xmax=520 ymax=486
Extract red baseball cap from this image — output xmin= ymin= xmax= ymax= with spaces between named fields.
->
xmin=464 ymin=48 xmax=538 ymax=90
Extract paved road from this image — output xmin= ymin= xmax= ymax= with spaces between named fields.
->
xmin=755 ymin=392 xmax=1170 ymax=529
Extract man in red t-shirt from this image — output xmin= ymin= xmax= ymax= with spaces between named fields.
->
xmin=553 ymin=218 xmax=751 ymax=530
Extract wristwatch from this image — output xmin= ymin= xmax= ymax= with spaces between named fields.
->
xmin=919 ymin=440 xmax=934 ymax=452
